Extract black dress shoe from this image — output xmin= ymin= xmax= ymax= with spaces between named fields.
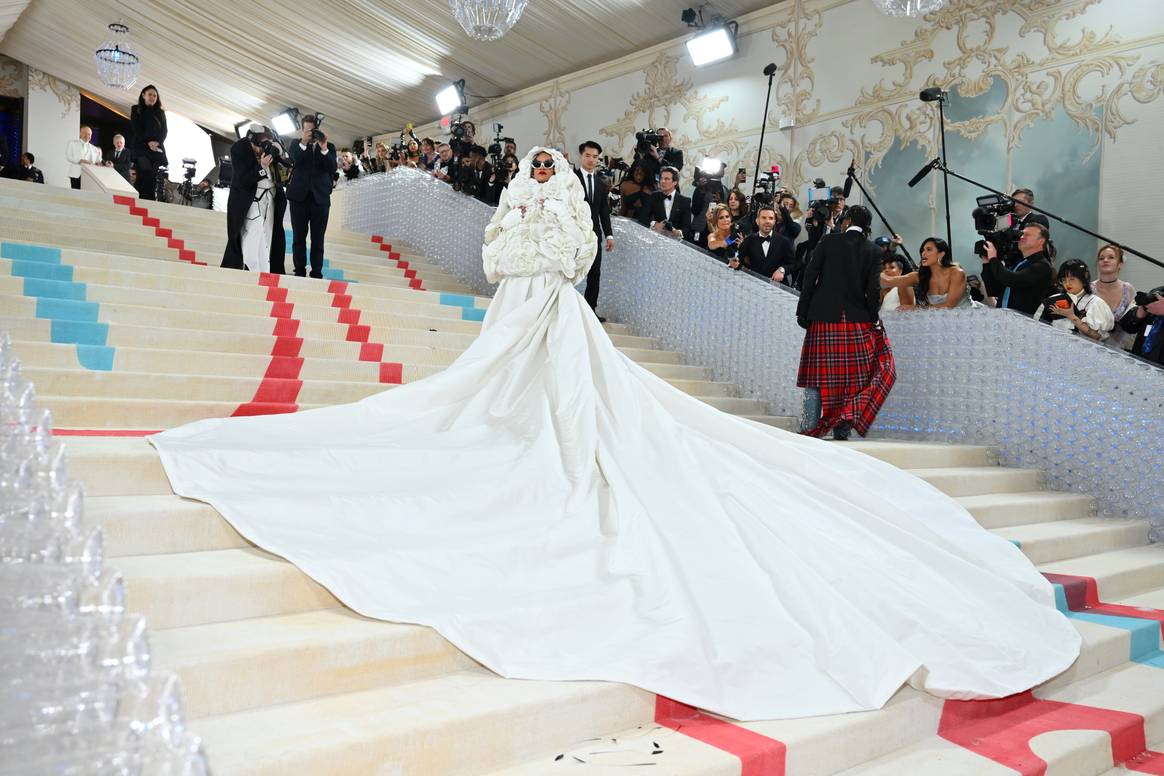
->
xmin=832 ymin=421 xmax=852 ymax=441
xmin=597 ymin=316 xmax=608 ymax=323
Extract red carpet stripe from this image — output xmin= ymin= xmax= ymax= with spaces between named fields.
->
xmin=324 ymin=280 xmax=403 ymax=384
xmin=654 ymin=697 xmax=785 ymax=775
xmin=232 ymin=273 xmax=304 ymax=416
xmin=940 ymin=692 xmax=1164 ymax=776
xmin=112 ymin=195 xmax=207 ymax=265
xmin=1044 ymin=572 xmax=1164 ymax=635
xmin=370 ymin=235 xmax=425 ymax=291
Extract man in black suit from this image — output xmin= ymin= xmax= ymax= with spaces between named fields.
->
xmin=105 ymin=134 xmax=133 ymax=183
xmin=287 ymin=115 xmax=337 ymax=279
xmin=639 ymin=166 xmax=691 ymax=239
xmin=733 ymin=205 xmax=794 ymax=283
xmin=795 ymin=205 xmax=891 ymax=440
xmin=574 ymin=141 xmax=614 ymax=314
xmin=8 ymin=152 xmax=44 ymax=184
xmin=981 ymin=223 xmax=1054 ymax=315
xmin=1010 ymin=188 xmax=1049 ymax=232
xmin=221 ymin=126 xmax=287 ymax=273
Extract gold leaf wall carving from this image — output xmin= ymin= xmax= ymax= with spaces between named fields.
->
xmin=539 ymin=80 xmax=570 ymax=150
xmin=0 ymin=54 xmax=24 ymax=99
xmin=28 ymin=67 xmax=79 ymax=119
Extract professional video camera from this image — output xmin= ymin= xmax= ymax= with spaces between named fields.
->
xmin=752 ymin=164 xmax=782 ymax=206
xmin=971 ymin=193 xmax=1020 ymax=260
xmin=174 ymin=158 xmax=199 ymax=206
xmin=635 ymin=129 xmax=662 ymax=156
xmin=449 ymin=119 xmax=473 ymax=156
xmin=806 ymin=178 xmax=834 ymax=225
xmin=486 ymin=123 xmax=514 ymax=168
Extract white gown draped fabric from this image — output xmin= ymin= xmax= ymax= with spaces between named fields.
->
xmin=150 ymin=149 xmax=1080 ymax=721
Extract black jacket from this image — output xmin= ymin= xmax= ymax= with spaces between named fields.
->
xmin=130 ymin=105 xmax=167 ymax=155
xmin=983 ymin=251 xmax=1054 ymax=315
xmin=108 ymin=147 xmax=132 ymax=182
xmin=287 ymin=141 xmax=337 ymax=206
xmin=796 ymin=230 xmax=882 ymax=325
xmin=739 ymin=231 xmax=795 ymax=280
xmin=574 ymin=168 xmax=612 ymax=240
xmin=1119 ymin=307 xmax=1164 ymax=365
xmin=222 ymin=138 xmax=286 ymax=270
xmin=638 ymin=190 xmax=692 ymax=234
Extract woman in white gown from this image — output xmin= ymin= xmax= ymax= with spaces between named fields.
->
xmin=150 ymin=147 xmax=1080 ymax=721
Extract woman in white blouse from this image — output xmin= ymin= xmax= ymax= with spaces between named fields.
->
xmin=1034 ymin=258 xmax=1114 ymax=341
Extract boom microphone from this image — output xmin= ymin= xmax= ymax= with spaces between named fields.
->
xmin=908 ymin=158 xmax=939 ymax=188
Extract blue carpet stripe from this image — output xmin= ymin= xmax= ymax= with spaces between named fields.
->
xmin=1050 ymin=582 xmax=1164 ymax=669
xmin=461 ymin=307 xmax=486 ymax=322
xmin=2 ymin=242 xmax=115 ymax=371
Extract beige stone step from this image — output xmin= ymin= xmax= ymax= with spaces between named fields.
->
xmin=154 ymin=609 xmax=477 ymax=719
xmin=994 ymin=517 xmax=1148 ymax=564
xmin=115 ymin=548 xmax=340 ymax=629
xmin=193 ymin=667 xmax=652 ymax=776
xmin=957 ymin=490 xmax=1096 ymax=529
xmin=907 ymin=466 xmax=1042 ymax=497
xmin=93 ymin=494 xmax=249 ymax=557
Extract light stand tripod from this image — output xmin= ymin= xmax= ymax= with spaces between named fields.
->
xmin=750 ymin=63 xmax=779 ymax=200
xmin=914 ymin=87 xmax=953 ymax=256
xmin=846 ymin=164 xmax=915 ymax=269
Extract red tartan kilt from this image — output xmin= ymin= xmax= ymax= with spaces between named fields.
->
xmin=797 ymin=321 xmax=880 ymax=390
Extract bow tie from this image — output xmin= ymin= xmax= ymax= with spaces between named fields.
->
xmin=664 ymin=194 xmax=672 ymax=201
xmin=759 ymin=235 xmax=771 ymax=242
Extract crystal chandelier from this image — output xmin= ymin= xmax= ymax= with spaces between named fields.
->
xmin=869 ymin=0 xmax=946 ymax=17
xmin=448 ymin=0 xmax=530 ymax=41
xmin=94 ymin=22 xmax=141 ymax=90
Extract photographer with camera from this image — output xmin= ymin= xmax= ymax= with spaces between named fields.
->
xmin=1033 ymin=259 xmax=1114 ymax=341
xmin=287 ymin=114 xmax=336 ymax=279
xmin=1119 ymin=286 xmax=1164 ymax=365
xmin=981 ymin=223 xmax=1055 ymax=315
xmin=222 ymin=125 xmax=288 ymax=275
xmin=733 ymin=205 xmax=795 ymax=285
xmin=336 ymin=150 xmax=362 ymax=187
xmin=639 ymin=166 xmax=691 ymax=240
xmin=487 ymin=152 xmax=520 ymax=202
xmin=636 ymin=127 xmax=683 ymax=182
xmin=618 ymin=161 xmax=654 ymax=220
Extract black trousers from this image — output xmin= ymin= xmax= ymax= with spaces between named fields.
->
xmin=583 ymin=239 xmax=602 ymax=310
xmin=267 ymin=191 xmax=288 ymax=274
xmin=134 ymin=149 xmax=168 ymax=201
xmin=289 ymin=199 xmax=328 ymax=278
xmin=69 ymin=177 xmax=81 ymax=190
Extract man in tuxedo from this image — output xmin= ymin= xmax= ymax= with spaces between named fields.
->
xmin=287 ymin=115 xmax=337 ymax=279
xmin=104 ymin=134 xmax=133 ymax=183
xmin=732 ymin=205 xmax=795 ymax=283
xmin=639 ymin=167 xmax=691 ymax=239
xmin=574 ymin=141 xmax=614 ymax=314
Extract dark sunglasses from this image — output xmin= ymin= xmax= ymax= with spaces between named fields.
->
xmin=530 ymin=159 xmax=554 ymax=169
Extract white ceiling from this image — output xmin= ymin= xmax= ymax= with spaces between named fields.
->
xmin=0 ymin=0 xmax=776 ymax=141
xmin=0 ymin=0 xmax=31 ymax=40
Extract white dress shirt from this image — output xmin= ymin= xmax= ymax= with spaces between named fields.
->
xmin=65 ymin=139 xmax=102 ymax=178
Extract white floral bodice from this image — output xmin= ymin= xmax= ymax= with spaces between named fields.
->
xmin=481 ymin=148 xmax=597 ymax=285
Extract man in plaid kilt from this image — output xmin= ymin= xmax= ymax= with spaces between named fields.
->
xmin=795 ymin=205 xmax=895 ymax=439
